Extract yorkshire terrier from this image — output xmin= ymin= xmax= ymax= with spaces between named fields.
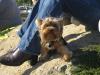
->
xmin=35 ymin=17 xmax=72 ymax=61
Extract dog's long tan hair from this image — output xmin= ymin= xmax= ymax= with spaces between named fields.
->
xmin=35 ymin=17 xmax=64 ymax=42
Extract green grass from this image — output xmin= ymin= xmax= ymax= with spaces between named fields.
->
xmin=0 ymin=25 xmax=17 ymax=40
xmin=72 ymin=45 xmax=100 ymax=75
xmin=73 ymin=67 xmax=100 ymax=75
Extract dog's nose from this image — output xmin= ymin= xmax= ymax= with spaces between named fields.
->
xmin=48 ymin=44 xmax=52 ymax=48
xmin=46 ymin=43 xmax=52 ymax=48
xmin=48 ymin=41 xmax=54 ymax=48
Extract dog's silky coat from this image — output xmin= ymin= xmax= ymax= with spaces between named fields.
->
xmin=35 ymin=17 xmax=72 ymax=61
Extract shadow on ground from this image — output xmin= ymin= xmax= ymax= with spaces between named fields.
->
xmin=64 ymin=31 xmax=100 ymax=67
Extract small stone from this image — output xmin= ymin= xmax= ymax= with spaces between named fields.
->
xmin=58 ymin=64 xmax=67 ymax=72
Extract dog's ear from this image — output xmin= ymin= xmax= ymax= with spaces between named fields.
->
xmin=54 ymin=18 xmax=64 ymax=25
xmin=35 ymin=18 xmax=43 ymax=26
xmin=58 ymin=19 xmax=64 ymax=25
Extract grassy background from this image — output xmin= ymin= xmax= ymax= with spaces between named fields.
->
xmin=0 ymin=25 xmax=17 ymax=40
xmin=72 ymin=45 xmax=100 ymax=75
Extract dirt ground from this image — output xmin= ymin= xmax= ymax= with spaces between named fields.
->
xmin=0 ymin=24 xmax=100 ymax=75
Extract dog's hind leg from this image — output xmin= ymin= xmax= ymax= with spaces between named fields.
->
xmin=54 ymin=41 xmax=72 ymax=62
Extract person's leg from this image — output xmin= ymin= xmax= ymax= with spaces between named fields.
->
xmin=0 ymin=0 xmax=41 ymax=66
xmin=18 ymin=0 xmax=40 ymax=38
xmin=63 ymin=0 xmax=100 ymax=30
xmin=0 ymin=0 xmax=65 ymax=66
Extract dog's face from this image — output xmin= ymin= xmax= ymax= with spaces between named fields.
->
xmin=35 ymin=17 xmax=63 ymax=42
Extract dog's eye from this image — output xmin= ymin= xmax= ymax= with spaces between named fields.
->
xmin=46 ymin=24 xmax=51 ymax=27
xmin=52 ymin=24 xmax=58 ymax=28
xmin=53 ymin=24 xmax=57 ymax=27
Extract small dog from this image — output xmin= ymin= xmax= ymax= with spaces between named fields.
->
xmin=35 ymin=17 xmax=72 ymax=61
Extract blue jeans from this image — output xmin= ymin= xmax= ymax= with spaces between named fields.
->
xmin=18 ymin=0 xmax=100 ymax=55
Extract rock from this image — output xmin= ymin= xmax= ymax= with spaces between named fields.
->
xmin=58 ymin=64 xmax=67 ymax=72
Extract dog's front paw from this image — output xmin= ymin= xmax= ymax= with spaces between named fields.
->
xmin=62 ymin=52 xmax=73 ymax=62
xmin=38 ymin=54 xmax=48 ymax=62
